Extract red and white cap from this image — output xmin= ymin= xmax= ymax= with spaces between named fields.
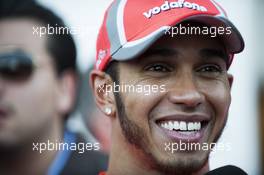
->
xmin=95 ymin=0 xmax=244 ymax=70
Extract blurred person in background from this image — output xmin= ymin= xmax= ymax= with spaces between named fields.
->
xmin=0 ymin=0 xmax=107 ymax=174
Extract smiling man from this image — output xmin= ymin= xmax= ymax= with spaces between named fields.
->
xmin=91 ymin=0 xmax=246 ymax=175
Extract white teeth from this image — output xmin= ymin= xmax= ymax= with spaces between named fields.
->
xmin=173 ymin=121 xmax=180 ymax=130
xmin=179 ymin=121 xmax=187 ymax=131
xmin=168 ymin=121 xmax=174 ymax=130
xmin=195 ymin=122 xmax=201 ymax=130
xmin=164 ymin=123 xmax=169 ymax=130
xmin=160 ymin=121 xmax=202 ymax=131
xmin=188 ymin=122 xmax=194 ymax=130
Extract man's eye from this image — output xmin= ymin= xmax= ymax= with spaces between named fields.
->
xmin=200 ymin=65 xmax=221 ymax=72
xmin=145 ymin=63 xmax=171 ymax=72
xmin=197 ymin=65 xmax=223 ymax=77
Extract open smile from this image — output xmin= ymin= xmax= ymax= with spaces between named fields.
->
xmin=155 ymin=114 xmax=210 ymax=143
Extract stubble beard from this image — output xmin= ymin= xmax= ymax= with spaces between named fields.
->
xmin=114 ymin=92 xmax=228 ymax=175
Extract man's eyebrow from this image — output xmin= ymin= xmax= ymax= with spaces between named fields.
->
xmin=199 ymin=48 xmax=228 ymax=63
xmin=141 ymin=48 xmax=178 ymax=58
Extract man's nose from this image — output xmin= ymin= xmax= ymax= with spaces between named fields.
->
xmin=167 ymin=73 xmax=205 ymax=108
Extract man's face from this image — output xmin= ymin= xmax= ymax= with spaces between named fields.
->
xmin=115 ymin=34 xmax=232 ymax=174
xmin=0 ymin=19 xmax=65 ymax=149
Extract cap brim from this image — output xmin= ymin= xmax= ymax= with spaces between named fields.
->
xmin=112 ymin=15 xmax=244 ymax=62
xmin=187 ymin=15 xmax=245 ymax=54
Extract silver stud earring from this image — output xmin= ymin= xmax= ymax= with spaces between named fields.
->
xmin=105 ymin=107 xmax=112 ymax=115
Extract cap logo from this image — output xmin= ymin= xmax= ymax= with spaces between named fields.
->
xmin=96 ymin=49 xmax=107 ymax=69
xmin=143 ymin=0 xmax=207 ymax=19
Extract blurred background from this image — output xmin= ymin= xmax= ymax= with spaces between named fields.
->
xmin=36 ymin=0 xmax=264 ymax=174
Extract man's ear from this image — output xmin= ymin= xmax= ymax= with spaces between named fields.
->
xmin=227 ymin=73 xmax=234 ymax=89
xmin=56 ymin=71 xmax=77 ymax=116
xmin=90 ymin=69 xmax=116 ymax=117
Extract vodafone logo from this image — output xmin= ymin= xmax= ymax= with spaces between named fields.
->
xmin=143 ymin=0 xmax=207 ymax=19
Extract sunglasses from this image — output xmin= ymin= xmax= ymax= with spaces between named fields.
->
xmin=0 ymin=50 xmax=34 ymax=81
